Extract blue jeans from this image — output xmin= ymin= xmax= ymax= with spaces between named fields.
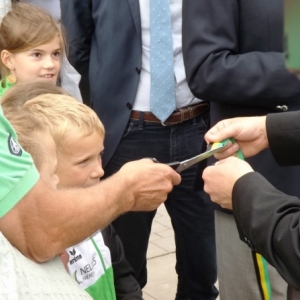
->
xmin=105 ymin=111 xmax=218 ymax=299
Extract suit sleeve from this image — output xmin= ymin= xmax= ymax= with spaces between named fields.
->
xmin=232 ymin=172 xmax=300 ymax=290
xmin=182 ymin=0 xmax=300 ymax=109
xmin=266 ymin=111 xmax=300 ymax=165
xmin=60 ymin=0 xmax=94 ymax=105
xmin=102 ymin=225 xmax=142 ymax=300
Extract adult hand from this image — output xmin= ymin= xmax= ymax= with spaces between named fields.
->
xmin=0 ymin=160 xmax=178 ymax=262
xmin=205 ymin=116 xmax=269 ymax=159
xmin=202 ymin=157 xmax=254 ymax=209
xmin=118 ymin=158 xmax=181 ymax=212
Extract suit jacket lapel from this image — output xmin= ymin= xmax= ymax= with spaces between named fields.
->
xmin=127 ymin=0 xmax=141 ymax=41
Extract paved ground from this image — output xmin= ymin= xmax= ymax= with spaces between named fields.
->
xmin=143 ymin=205 xmax=219 ymax=300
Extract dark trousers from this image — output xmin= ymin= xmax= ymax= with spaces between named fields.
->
xmin=104 ymin=111 xmax=218 ymax=300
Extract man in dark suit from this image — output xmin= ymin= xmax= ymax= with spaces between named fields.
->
xmin=182 ymin=0 xmax=300 ymax=299
xmin=60 ymin=1 xmax=218 ymax=299
xmin=202 ymin=113 xmax=300 ymax=297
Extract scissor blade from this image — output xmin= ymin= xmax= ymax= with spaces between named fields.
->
xmin=176 ymin=142 xmax=227 ymax=172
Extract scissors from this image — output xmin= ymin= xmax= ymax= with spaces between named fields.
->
xmin=152 ymin=139 xmax=232 ymax=173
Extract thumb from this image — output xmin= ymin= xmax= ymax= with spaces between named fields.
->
xmin=205 ymin=120 xmax=231 ymax=143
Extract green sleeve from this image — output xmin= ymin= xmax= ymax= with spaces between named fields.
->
xmin=0 ymin=106 xmax=39 ymax=218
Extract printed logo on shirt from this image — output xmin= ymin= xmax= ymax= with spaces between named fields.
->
xmin=69 ymin=248 xmax=83 ymax=265
xmin=72 ymin=270 xmax=83 ymax=284
xmin=71 ymin=256 xmax=97 ymax=285
xmin=8 ymin=134 xmax=22 ymax=156
xmin=79 ymin=256 xmax=97 ymax=281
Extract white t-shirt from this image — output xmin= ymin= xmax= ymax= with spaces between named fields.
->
xmin=0 ymin=232 xmax=92 ymax=299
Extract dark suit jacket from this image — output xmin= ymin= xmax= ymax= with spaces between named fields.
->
xmin=182 ymin=0 xmax=300 ymax=198
xmin=60 ymin=0 xmax=142 ymax=166
xmin=233 ymin=111 xmax=300 ymax=291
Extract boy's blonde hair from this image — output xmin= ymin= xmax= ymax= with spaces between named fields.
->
xmin=5 ymin=109 xmax=49 ymax=170
xmin=2 ymin=82 xmax=68 ymax=170
xmin=1 ymin=81 xmax=68 ymax=115
xmin=21 ymin=94 xmax=105 ymax=152
xmin=0 ymin=3 xmax=66 ymax=79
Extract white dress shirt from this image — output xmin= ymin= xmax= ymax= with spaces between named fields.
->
xmin=0 ymin=0 xmax=11 ymax=20
xmin=133 ymin=0 xmax=202 ymax=112
xmin=20 ymin=0 xmax=61 ymax=20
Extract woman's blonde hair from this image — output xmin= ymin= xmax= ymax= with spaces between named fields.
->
xmin=0 ymin=2 xmax=67 ymax=78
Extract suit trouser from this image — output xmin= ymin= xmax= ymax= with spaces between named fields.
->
xmin=104 ymin=111 xmax=219 ymax=299
xmin=215 ymin=210 xmax=289 ymax=300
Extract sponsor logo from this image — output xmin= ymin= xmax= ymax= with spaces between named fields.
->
xmin=80 ymin=256 xmax=97 ymax=275
xmin=80 ymin=257 xmax=97 ymax=281
xmin=82 ymin=272 xmax=95 ymax=280
xmin=8 ymin=135 xmax=22 ymax=156
xmin=72 ymin=270 xmax=83 ymax=284
xmin=69 ymin=248 xmax=82 ymax=265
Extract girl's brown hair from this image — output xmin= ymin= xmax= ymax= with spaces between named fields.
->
xmin=0 ymin=3 xmax=67 ymax=78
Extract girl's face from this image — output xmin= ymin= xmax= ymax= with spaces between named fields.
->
xmin=6 ymin=36 xmax=61 ymax=85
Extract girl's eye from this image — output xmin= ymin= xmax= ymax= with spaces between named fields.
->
xmin=53 ymin=51 xmax=61 ymax=57
xmin=32 ymin=52 xmax=41 ymax=58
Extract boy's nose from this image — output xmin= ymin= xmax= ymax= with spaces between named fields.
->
xmin=91 ymin=161 xmax=104 ymax=179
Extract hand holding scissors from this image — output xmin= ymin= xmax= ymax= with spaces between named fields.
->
xmin=153 ymin=138 xmax=242 ymax=173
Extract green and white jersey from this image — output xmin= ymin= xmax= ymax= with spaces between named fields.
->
xmin=66 ymin=230 xmax=116 ymax=300
xmin=0 ymin=106 xmax=39 ymax=217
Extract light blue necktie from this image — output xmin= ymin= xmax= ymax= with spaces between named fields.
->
xmin=150 ymin=0 xmax=176 ymax=122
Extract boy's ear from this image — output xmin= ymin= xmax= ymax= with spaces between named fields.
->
xmin=1 ymin=50 xmax=15 ymax=70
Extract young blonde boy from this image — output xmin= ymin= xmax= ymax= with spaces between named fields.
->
xmin=4 ymin=108 xmax=59 ymax=189
xmin=4 ymin=86 xmax=142 ymax=300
